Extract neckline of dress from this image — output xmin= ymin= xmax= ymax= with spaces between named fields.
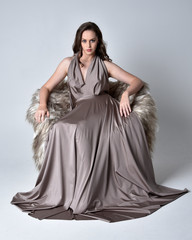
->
xmin=76 ymin=52 xmax=97 ymax=84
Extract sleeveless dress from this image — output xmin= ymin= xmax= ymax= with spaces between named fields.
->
xmin=10 ymin=52 xmax=188 ymax=223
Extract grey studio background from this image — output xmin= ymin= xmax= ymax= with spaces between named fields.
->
xmin=0 ymin=0 xmax=192 ymax=240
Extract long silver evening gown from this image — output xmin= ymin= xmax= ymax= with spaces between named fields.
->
xmin=11 ymin=52 xmax=188 ymax=222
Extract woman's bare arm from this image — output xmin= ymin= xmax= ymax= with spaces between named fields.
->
xmin=39 ymin=57 xmax=72 ymax=106
xmin=104 ymin=60 xmax=144 ymax=117
xmin=104 ymin=60 xmax=144 ymax=96
xmin=34 ymin=56 xmax=72 ymax=123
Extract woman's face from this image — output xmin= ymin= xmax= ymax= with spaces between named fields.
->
xmin=81 ymin=30 xmax=98 ymax=56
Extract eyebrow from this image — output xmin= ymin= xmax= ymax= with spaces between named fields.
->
xmin=82 ymin=38 xmax=96 ymax=40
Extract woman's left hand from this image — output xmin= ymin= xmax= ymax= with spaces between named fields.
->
xmin=119 ymin=91 xmax=131 ymax=117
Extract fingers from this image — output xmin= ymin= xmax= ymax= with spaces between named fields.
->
xmin=120 ymin=93 xmax=132 ymax=118
xmin=41 ymin=111 xmax=50 ymax=122
xmin=128 ymin=104 xmax=132 ymax=114
xmin=35 ymin=113 xmax=43 ymax=123
xmin=34 ymin=111 xmax=49 ymax=123
xmin=41 ymin=114 xmax=45 ymax=122
xmin=120 ymin=104 xmax=131 ymax=117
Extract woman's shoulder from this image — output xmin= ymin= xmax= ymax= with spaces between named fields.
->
xmin=59 ymin=55 xmax=75 ymax=74
xmin=103 ymin=59 xmax=114 ymax=78
xmin=61 ymin=55 xmax=75 ymax=65
xmin=103 ymin=58 xmax=125 ymax=79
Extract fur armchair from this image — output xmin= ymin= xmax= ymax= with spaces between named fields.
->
xmin=26 ymin=79 xmax=158 ymax=171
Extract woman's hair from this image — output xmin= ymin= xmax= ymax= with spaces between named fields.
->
xmin=72 ymin=21 xmax=112 ymax=65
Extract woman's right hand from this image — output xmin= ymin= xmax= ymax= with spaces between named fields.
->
xmin=34 ymin=104 xmax=50 ymax=123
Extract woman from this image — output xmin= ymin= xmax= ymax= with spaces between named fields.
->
xmin=11 ymin=21 xmax=188 ymax=223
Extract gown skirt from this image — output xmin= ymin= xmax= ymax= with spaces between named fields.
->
xmin=11 ymin=52 xmax=188 ymax=223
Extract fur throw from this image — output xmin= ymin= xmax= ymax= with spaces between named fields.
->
xmin=26 ymin=79 xmax=158 ymax=171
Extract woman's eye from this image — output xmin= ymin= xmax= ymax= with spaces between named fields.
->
xmin=82 ymin=39 xmax=95 ymax=43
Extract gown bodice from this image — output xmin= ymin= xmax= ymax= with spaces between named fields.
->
xmin=67 ymin=51 xmax=110 ymax=109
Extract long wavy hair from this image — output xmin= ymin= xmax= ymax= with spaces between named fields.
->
xmin=72 ymin=21 xmax=112 ymax=66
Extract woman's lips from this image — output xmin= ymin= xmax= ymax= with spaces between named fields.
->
xmin=87 ymin=49 xmax=92 ymax=52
